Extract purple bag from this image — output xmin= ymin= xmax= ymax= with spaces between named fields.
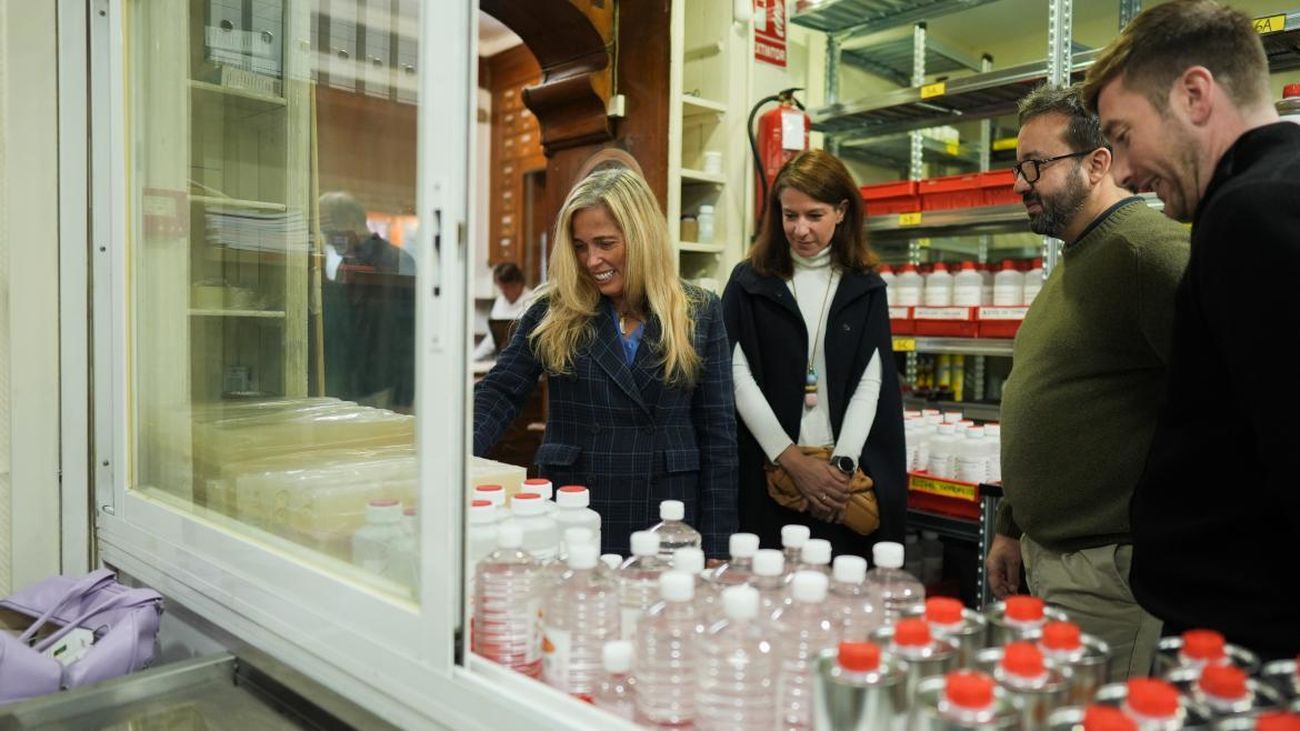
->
xmin=0 ymin=569 xmax=163 ymax=703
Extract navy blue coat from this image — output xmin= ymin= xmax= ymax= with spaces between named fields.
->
xmin=473 ymin=284 xmax=739 ymax=557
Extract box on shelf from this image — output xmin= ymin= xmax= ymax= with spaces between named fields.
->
xmin=860 ymin=180 xmax=920 ymax=216
xmin=912 ymin=306 xmax=979 ymax=337
xmin=977 ymin=305 xmax=1028 ymax=338
xmin=907 ymin=471 xmax=981 ymax=521
xmin=980 ymin=168 xmax=1019 ymax=206
xmin=919 ymin=173 xmax=984 ymax=211
xmin=889 ymin=306 xmax=914 ymax=334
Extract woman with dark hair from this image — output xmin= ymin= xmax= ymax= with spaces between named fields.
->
xmin=722 ymin=149 xmax=906 ymax=556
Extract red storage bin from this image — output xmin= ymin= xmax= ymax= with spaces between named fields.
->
xmin=861 ymin=180 xmax=921 ymax=216
xmin=919 ymin=173 xmax=984 ymax=211
xmin=907 ymin=472 xmax=982 ymax=521
xmin=981 ymin=168 xmax=1020 ymax=206
xmin=861 ymin=180 xmax=917 ymax=199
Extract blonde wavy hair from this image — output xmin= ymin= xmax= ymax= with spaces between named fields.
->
xmin=530 ymin=167 xmax=702 ymax=386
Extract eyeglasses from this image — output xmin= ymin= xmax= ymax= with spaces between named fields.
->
xmin=1011 ymin=150 xmax=1094 ymax=184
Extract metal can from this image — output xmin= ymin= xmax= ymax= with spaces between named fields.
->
xmin=1093 ymin=677 xmax=1192 ymax=730
xmin=1038 ymin=620 xmax=1113 ymax=707
xmin=1154 ymin=629 xmax=1261 ymax=677
xmin=907 ymin=671 xmax=1020 ymax=730
xmin=1044 ymin=704 xmax=1134 ymax=731
xmin=907 ymin=597 xmax=989 ymax=669
xmin=974 ymin=642 xmax=1070 ymax=728
xmin=984 ymin=596 xmax=1070 ymax=647
xmin=1216 ymin=710 xmax=1300 ymax=731
xmin=812 ymin=642 xmax=909 ymax=731
xmin=1166 ymin=664 xmax=1285 ymax=728
xmin=1261 ymin=656 xmax=1299 ymax=702
xmin=873 ymin=618 xmax=962 ymax=704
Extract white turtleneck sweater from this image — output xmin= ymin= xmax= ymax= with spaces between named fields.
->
xmin=732 ymin=245 xmax=883 ymax=464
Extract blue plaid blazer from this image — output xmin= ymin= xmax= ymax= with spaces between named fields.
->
xmin=474 ymin=285 xmax=739 ymax=557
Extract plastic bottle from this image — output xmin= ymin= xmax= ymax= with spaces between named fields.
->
xmin=993 ymin=259 xmax=1025 ymax=306
xmin=1120 ymin=678 xmax=1184 ymax=730
xmin=955 ymin=426 xmax=988 ymax=484
xmin=617 ymin=531 xmax=670 ymax=640
xmin=554 ymin=485 xmax=602 ymax=553
xmin=710 ymin=532 xmax=760 ymax=587
xmin=697 ymin=204 xmax=716 ymax=244
xmin=387 ymin=506 xmax=420 ymax=590
xmin=1279 ymin=83 xmax=1300 ymax=125
xmin=953 ymin=261 xmax=983 ymax=306
xmin=919 ymin=530 xmax=945 ymax=586
xmin=878 ymin=264 xmax=896 ymax=308
xmin=866 ymin=542 xmax=925 ymax=624
xmin=522 ymin=477 xmax=557 ymax=514
xmin=895 ymin=263 xmax=923 ymax=307
xmin=465 ymin=499 xmax=497 ymax=573
xmin=593 ymin=640 xmax=636 ymax=721
xmin=541 ymin=542 xmax=620 ymax=699
xmin=926 ymin=422 xmax=959 ymax=479
xmin=672 ymin=546 xmax=718 ymax=619
xmin=600 ymin=553 xmax=623 ymax=571
xmin=797 ymin=538 xmax=833 ymax=577
xmin=752 ymin=548 xmax=789 ymax=619
xmin=781 ymin=524 xmax=811 ymax=572
xmin=543 ymin=527 xmax=597 ymax=593
xmin=924 ymin=262 xmax=955 ymax=307
xmin=829 ymin=554 xmax=883 ymax=642
xmin=904 ymin=417 xmax=923 ymax=471
xmin=509 ymin=492 xmax=560 ymax=561
xmin=352 ymin=498 xmax=404 ymax=574
xmin=472 ymin=484 xmax=507 ymax=520
xmin=773 ymin=571 xmax=839 ymax=731
xmin=984 ymin=423 xmax=1002 ymax=483
xmin=472 ymin=522 xmax=543 ymax=677
xmin=649 ymin=500 xmax=702 ymax=559
xmin=696 ymin=585 xmax=777 ymax=731
xmin=635 ymin=571 xmax=703 ymax=726
xmin=1023 ymin=258 xmax=1044 ymax=305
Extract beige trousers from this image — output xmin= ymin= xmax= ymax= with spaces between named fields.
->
xmin=1021 ymin=536 xmax=1163 ymax=680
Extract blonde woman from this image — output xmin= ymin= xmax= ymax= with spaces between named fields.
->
xmin=474 ymin=167 xmax=738 ymax=557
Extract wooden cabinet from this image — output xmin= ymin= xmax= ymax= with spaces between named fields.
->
xmin=487 ymin=45 xmax=547 ymax=276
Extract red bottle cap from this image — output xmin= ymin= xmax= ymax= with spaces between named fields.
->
xmin=1082 ymin=704 xmax=1138 ymax=731
xmin=471 ymin=499 xmax=491 ymax=507
xmin=1001 ymin=259 xmax=1017 ymax=270
xmin=960 ymin=261 xmax=976 ymax=271
xmin=1001 ymin=641 xmax=1045 ymax=678
xmin=1284 ymin=83 xmax=1300 ymax=98
xmin=558 ymin=485 xmax=587 ymax=493
xmin=879 ymin=264 xmax=894 ymax=274
xmin=933 ymin=262 xmax=948 ymax=272
xmin=514 ymin=492 xmax=541 ymax=501
xmin=902 ymin=263 xmax=918 ymax=272
xmin=945 ymin=671 xmax=995 ymax=709
xmin=894 ymin=618 xmax=932 ymax=647
xmin=1182 ymin=629 xmax=1226 ymax=662
xmin=1256 ymin=711 xmax=1300 ymax=731
xmin=1199 ymin=664 xmax=1248 ymax=700
xmin=1126 ymin=678 xmax=1180 ymax=718
xmin=1041 ymin=621 xmax=1083 ymax=651
xmin=368 ymin=498 xmax=400 ymax=507
xmin=926 ymin=597 xmax=964 ymax=625
xmin=838 ymin=641 xmax=881 ymax=672
xmin=475 ymin=484 xmax=503 ymax=491
xmin=1004 ymin=595 xmax=1045 ymax=622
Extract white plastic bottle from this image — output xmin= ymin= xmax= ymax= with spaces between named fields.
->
xmin=982 ymin=423 xmax=1002 ymax=483
xmin=953 ymin=261 xmax=983 ymax=306
xmin=472 ymin=522 xmax=543 ymax=677
xmin=696 ymin=204 xmax=716 ymax=244
xmin=386 ymin=506 xmax=420 ymax=589
xmin=473 ymin=484 xmax=507 ymax=520
xmin=593 ymin=640 xmax=636 ymax=721
xmin=554 ymin=485 xmax=602 ymax=552
xmin=866 ymin=542 xmax=925 ymax=624
xmin=510 ymin=492 xmax=560 ymax=561
xmin=895 ymin=263 xmax=923 ymax=307
xmin=781 ymin=524 xmax=811 ymax=571
xmin=600 ymin=553 xmax=623 ymax=571
xmin=521 ymin=477 xmax=557 ymax=515
xmin=924 ymin=262 xmax=955 ymax=307
xmin=955 ymin=426 xmax=988 ymax=484
xmin=634 ymin=572 xmax=703 ymax=726
xmin=541 ymin=542 xmax=620 ymax=699
xmin=798 ymin=538 xmax=833 ymax=577
xmin=695 ymin=585 xmax=778 ymax=731
xmin=773 ymin=571 xmax=839 ymax=731
xmin=466 ymin=500 xmax=497 ymax=571
xmin=649 ymin=500 xmax=702 ymax=559
xmin=878 ymin=264 xmax=896 ymax=308
xmin=752 ymin=548 xmax=789 ymax=619
xmin=904 ymin=417 xmax=922 ymax=471
xmin=926 ymin=422 xmax=958 ymax=479
xmin=617 ymin=531 xmax=670 ymax=641
xmin=993 ymin=259 xmax=1025 ymax=306
xmin=1022 ymin=258 xmax=1044 ymax=305
xmin=710 ymin=532 xmax=759 ymax=587
xmin=829 ymin=555 xmax=883 ymax=643
xmin=352 ymin=498 xmax=404 ymax=574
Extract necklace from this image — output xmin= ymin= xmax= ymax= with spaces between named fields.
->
xmin=789 ymin=268 xmax=836 ymax=409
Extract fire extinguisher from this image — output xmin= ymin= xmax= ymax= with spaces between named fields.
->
xmin=748 ymin=87 xmax=810 ymax=241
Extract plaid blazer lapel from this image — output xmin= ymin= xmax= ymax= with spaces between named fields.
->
xmin=593 ymin=309 xmax=652 ymax=417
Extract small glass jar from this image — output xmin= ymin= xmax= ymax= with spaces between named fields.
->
xmin=680 ymin=215 xmax=699 ymax=242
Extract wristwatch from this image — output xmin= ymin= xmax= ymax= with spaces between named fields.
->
xmin=831 ymin=455 xmax=856 ymax=476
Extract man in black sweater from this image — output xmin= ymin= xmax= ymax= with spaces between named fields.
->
xmin=1084 ymin=0 xmax=1300 ymax=660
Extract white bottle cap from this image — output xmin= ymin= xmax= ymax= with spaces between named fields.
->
xmin=522 ymin=478 xmax=553 ymax=500
xmin=802 ymin=539 xmax=832 ymax=566
xmin=873 ymin=542 xmax=905 ymax=569
xmin=673 ymin=547 xmax=706 ymax=575
xmin=985 ymin=423 xmax=1001 ymax=436
xmin=660 ymin=500 xmax=685 ymax=521
xmin=781 ymin=524 xmax=811 ymax=549
xmin=555 ymin=485 xmax=590 ymax=508
xmin=753 ymin=549 xmax=785 ymax=577
xmin=601 ymin=553 xmax=623 ymax=571
xmin=942 ymin=412 xmax=963 ymax=424
xmin=563 ymin=527 xmax=594 ymax=550
xmin=791 ymin=571 xmax=829 ymax=603
xmin=496 ymin=522 xmax=523 ymax=548
xmin=966 ymin=427 xmax=984 ymax=439
xmin=698 ymin=204 xmax=714 ymax=213
xmin=473 ymin=484 xmax=505 ymax=507
xmin=510 ymin=492 xmax=546 ymax=516
xmin=660 ymin=571 xmax=695 ymax=602
xmin=833 ymin=555 xmax=867 ymax=584
xmin=366 ymin=499 xmax=402 ymax=524
xmin=567 ymin=543 xmax=599 ymax=570
xmin=722 ymin=585 xmax=759 ymax=620
xmin=630 ymin=530 xmax=660 ymax=557
xmin=469 ymin=500 xmax=496 ymax=525
xmin=937 ymin=423 xmax=956 ymax=435
xmin=729 ymin=532 xmax=760 ymax=558
xmin=603 ymin=640 xmax=633 ymax=673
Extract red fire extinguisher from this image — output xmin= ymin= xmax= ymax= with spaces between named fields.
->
xmin=749 ymin=87 xmax=810 ymax=240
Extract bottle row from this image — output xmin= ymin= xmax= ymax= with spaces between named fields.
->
xmin=881 ymin=259 xmax=1045 ymax=309
xmin=905 ymin=409 xmax=1002 ymax=484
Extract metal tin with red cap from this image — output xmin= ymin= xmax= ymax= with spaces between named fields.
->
xmin=1215 ymin=710 xmax=1300 ymax=731
xmin=1091 ymin=677 xmax=1191 ymax=730
xmin=970 ymin=641 xmax=1070 ymax=727
xmin=812 ymin=641 xmax=910 ymax=730
xmin=908 ymin=670 xmax=1020 ymax=729
xmin=1261 ymin=656 xmax=1300 ymax=702
xmin=903 ymin=597 xmax=989 ymax=669
xmin=1037 ymin=620 xmax=1114 ymax=706
xmin=984 ymin=595 xmax=1070 ymax=647
xmin=872 ymin=617 xmax=962 ymax=704
xmin=1279 ymin=83 xmax=1300 ymax=123
xmin=1166 ymin=663 xmax=1285 ymax=727
xmin=1155 ymin=629 xmax=1261 ymax=677
xmin=1044 ymin=703 xmax=1140 ymax=731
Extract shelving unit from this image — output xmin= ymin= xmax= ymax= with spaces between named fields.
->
xmin=1258 ymin=9 xmax=1300 ymax=71
xmin=839 ymin=133 xmax=981 ymax=171
xmin=893 ymin=336 xmax=1014 ymax=358
xmin=790 ymin=0 xmax=1002 ymax=36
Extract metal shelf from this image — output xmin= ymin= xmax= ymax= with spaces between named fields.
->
xmin=841 ymin=35 xmax=981 ymax=87
xmin=894 ymin=336 xmax=1015 ymax=357
xmin=791 ymin=0 xmax=1002 ymax=37
xmin=1259 ymin=9 xmax=1300 ymax=71
xmin=866 ymin=193 xmax=1161 ymax=240
xmin=904 ymin=396 xmax=1001 ymax=422
xmin=813 ymin=49 xmax=1099 ymax=138
xmin=678 ymin=241 xmax=725 ymax=253
xmin=839 ymin=133 xmax=981 ymax=169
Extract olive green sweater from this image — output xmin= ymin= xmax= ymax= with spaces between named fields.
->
xmin=997 ymin=199 xmax=1190 ymax=552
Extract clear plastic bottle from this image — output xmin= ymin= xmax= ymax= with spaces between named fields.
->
xmin=927 ymin=423 xmax=959 ymax=479
xmin=543 ymin=527 xmax=596 ymax=593
xmin=1022 ymin=258 xmax=1044 ymax=306
xmin=635 ymin=571 xmax=703 ymax=726
xmin=617 ymin=530 xmax=670 ymax=641
xmin=696 ymin=585 xmax=778 ymax=731
xmin=955 ymin=426 xmax=988 ymax=484
xmin=672 ymin=546 xmax=718 ymax=617
xmin=593 ymin=640 xmax=637 ymax=721
xmin=797 ymin=538 xmax=833 ymax=577
xmin=710 ymin=532 xmax=760 ymax=588
xmin=510 ymin=492 xmax=560 ymax=561
xmin=781 ymin=524 xmax=811 ymax=572
xmin=554 ymin=485 xmax=602 ymax=553
xmin=773 ymin=571 xmax=839 ymax=731
xmin=993 ymin=259 xmax=1025 ymax=307
xmin=953 ymin=261 xmax=983 ymax=306
xmin=829 ymin=555 xmax=883 ymax=642
xmin=924 ymin=262 xmax=955 ymax=307
xmin=472 ymin=522 xmax=543 ymax=677
xmin=352 ymin=498 xmax=404 ymax=574
xmin=752 ymin=548 xmax=789 ymax=619
xmin=895 ymin=263 xmax=923 ymax=307
xmin=867 ymin=542 xmax=925 ymax=624
xmin=541 ymin=542 xmax=620 ymax=699
xmin=649 ymin=500 xmax=702 ymax=559
xmin=983 ymin=423 xmax=1002 ymax=483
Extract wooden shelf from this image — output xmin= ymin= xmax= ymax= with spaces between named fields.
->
xmin=678 ymin=240 xmax=725 ymax=253
xmin=680 ymin=168 xmax=726 ymax=185
xmin=189 ymin=309 xmax=286 ymax=319
xmin=191 ymin=195 xmax=288 ymax=212
xmin=682 ymin=95 xmax=728 ymax=117
xmin=188 ymin=79 xmax=286 ymax=107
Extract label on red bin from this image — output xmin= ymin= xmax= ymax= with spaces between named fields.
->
xmin=909 ymin=473 xmax=979 ymax=502
xmin=978 ymin=306 xmax=1029 ymax=320
xmin=889 ymin=306 xmax=912 ymax=319
xmin=913 ymin=306 xmax=977 ymax=321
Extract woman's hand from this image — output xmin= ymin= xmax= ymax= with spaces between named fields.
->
xmin=777 ymin=446 xmax=852 ymax=521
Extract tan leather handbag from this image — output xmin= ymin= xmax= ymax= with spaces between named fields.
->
xmin=763 ymin=446 xmax=880 ymax=536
